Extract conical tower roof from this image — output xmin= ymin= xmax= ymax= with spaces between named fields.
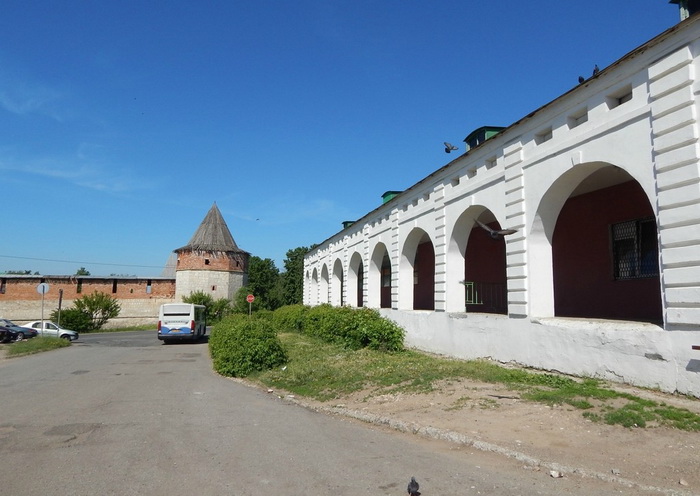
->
xmin=175 ymin=203 xmax=246 ymax=254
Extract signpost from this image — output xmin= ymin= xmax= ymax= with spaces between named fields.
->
xmin=246 ymin=294 xmax=255 ymax=316
xmin=36 ymin=283 xmax=50 ymax=336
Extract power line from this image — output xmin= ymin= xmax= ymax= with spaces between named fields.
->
xmin=0 ymin=254 xmax=170 ymax=269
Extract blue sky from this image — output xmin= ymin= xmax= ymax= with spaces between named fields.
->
xmin=0 ymin=1 xmax=681 ymax=276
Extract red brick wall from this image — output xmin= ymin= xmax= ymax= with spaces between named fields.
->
xmin=0 ymin=277 xmax=175 ymax=301
xmin=176 ymin=251 xmax=248 ymax=272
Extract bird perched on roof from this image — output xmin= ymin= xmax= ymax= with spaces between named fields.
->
xmin=578 ymin=75 xmax=585 ymax=84
xmin=444 ymin=142 xmax=458 ymax=153
xmin=407 ymin=476 xmax=421 ymax=496
xmin=592 ymin=64 xmax=600 ymax=76
xmin=476 ymin=219 xmax=518 ymax=239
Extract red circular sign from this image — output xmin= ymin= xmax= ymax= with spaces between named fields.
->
xmin=246 ymin=294 xmax=255 ymax=303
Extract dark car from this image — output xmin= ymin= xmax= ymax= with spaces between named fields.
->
xmin=0 ymin=319 xmax=38 ymax=339
xmin=0 ymin=325 xmax=20 ymax=343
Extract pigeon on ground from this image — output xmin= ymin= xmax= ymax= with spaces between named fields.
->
xmin=476 ymin=219 xmax=518 ymax=239
xmin=444 ymin=142 xmax=458 ymax=153
xmin=407 ymin=476 xmax=421 ymax=496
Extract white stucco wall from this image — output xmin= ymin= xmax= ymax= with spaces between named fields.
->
xmin=382 ymin=309 xmax=700 ymax=396
xmin=304 ymin=17 xmax=700 ymax=396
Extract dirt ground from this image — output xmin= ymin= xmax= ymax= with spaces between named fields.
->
xmin=283 ymin=377 xmax=700 ymax=495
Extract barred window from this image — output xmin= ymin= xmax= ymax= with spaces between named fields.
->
xmin=611 ymin=217 xmax=658 ymax=280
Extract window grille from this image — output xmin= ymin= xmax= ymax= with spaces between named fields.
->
xmin=612 ymin=217 xmax=658 ymax=280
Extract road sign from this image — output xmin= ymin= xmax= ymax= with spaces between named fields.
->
xmin=246 ymin=294 xmax=255 ymax=303
xmin=36 ymin=283 xmax=50 ymax=295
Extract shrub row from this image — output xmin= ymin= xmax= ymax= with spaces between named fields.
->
xmin=209 ymin=305 xmax=405 ymax=378
xmin=273 ymin=304 xmax=405 ymax=352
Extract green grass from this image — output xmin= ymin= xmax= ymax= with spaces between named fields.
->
xmin=86 ymin=323 xmax=156 ymax=333
xmin=249 ymin=333 xmax=700 ymax=431
xmin=4 ymin=336 xmax=72 ymax=357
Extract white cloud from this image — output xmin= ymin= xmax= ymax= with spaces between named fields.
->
xmin=0 ymin=145 xmax=149 ymax=194
xmin=0 ymin=80 xmax=64 ymax=121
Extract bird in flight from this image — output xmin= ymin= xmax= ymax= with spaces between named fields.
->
xmin=407 ymin=476 xmax=421 ymax=496
xmin=444 ymin=142 xmax=458 ymax=153
xmin=476 ymin=219 xmax=518 ymax=239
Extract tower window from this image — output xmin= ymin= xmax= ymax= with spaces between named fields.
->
xmin=204 ymin=259 xmax=210 ymax=265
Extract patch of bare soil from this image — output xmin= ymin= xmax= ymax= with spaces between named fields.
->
xmin=297 ymin=379 xmax=700 ymax=494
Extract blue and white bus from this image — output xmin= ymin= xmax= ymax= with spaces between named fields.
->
xmin=157 ymin=303 xmax=206 ymax=343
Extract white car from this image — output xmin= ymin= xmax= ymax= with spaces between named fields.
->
xmin=24 ymin=321 xmax=79 ymax=341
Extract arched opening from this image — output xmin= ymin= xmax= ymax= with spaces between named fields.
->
xmin=311 ymin=268 xmax=319 ymax=305
xmin=400 ymin=228 xmax=435 ymax=310
xmin=465 ymin=212 xmax=509 ymax=314
xmin=347 ymin=252 xmax=364 ymax=307
xmin=331 ymin=259 xmax=344 ymax=306
xmin=320 ymin=264 xmax=329 ymax=304
xmin=380 ymin=252 xmax=391 ymax=308
xmin=535 ymin=163 xmax=662 ymax=323
xmin=552 ymin=170 xmax=661 ymax=323
xmin=369 ymin=243 xmax=391 ymax=309
xmin=357 ymin=263 xmax=364 ymax=307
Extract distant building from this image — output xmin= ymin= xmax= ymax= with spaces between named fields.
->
xmin=174 ymin=203 xmax=249 ymax=302
xmin=304 ymin=11 xmax=700 ymax=396
xmin=0 ymin=203 xmax=248 ymax=326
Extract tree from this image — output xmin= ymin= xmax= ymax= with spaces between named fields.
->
xmin=281 ymin=246 xmax=311 ymax=305
xmin=75 ymin=267 xmax=91 ymax=276
xmin=51 ymin=308 xmax=93 ymax=332
xmin=182 ymin=290 xmax=232 ymax=323
xmin=246 ymin=256 xmax=281 ymax=310
xmin=73 ymin=291 xmax=121 ymax=329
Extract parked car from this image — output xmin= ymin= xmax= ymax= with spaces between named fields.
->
xmin=23 ymin=321 xmax=79 ymax=341
xmin=0 ymin=319 xmax=38 ymax=339
xmin=0 ymin=325 xmax=21 ymax=343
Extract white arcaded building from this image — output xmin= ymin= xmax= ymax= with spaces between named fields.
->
xmin=304 ymin=11 xmax=700 ymax=396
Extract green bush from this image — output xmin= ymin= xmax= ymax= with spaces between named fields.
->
xmin=209 ymin=317 xmax=287 ymax=377
xmin=271 ymin=304 xmax=308 ymax=333
xmin=50 ymin=308 xmax=93 ymax=333
xmin=50 ymin=291 xmax=120 ymax=332
xmin=183 ymin=290 xmax=233 ymax=323
xmin=294 ymin=305 xmax=405 ymax=352
xmin=74 ymin=291 xmax=121 ymax=330
xmin=351 ymin=307 xmax=405 ymax=352
xmin=254 ymin=309 xmax=274 ymax=322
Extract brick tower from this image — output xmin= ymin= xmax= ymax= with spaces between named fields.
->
xmin=174 ymin=203 xmax=249 ymax=302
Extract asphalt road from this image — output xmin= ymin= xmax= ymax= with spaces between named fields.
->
xmin=0 ymin=331 xmax=644 ymax=495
